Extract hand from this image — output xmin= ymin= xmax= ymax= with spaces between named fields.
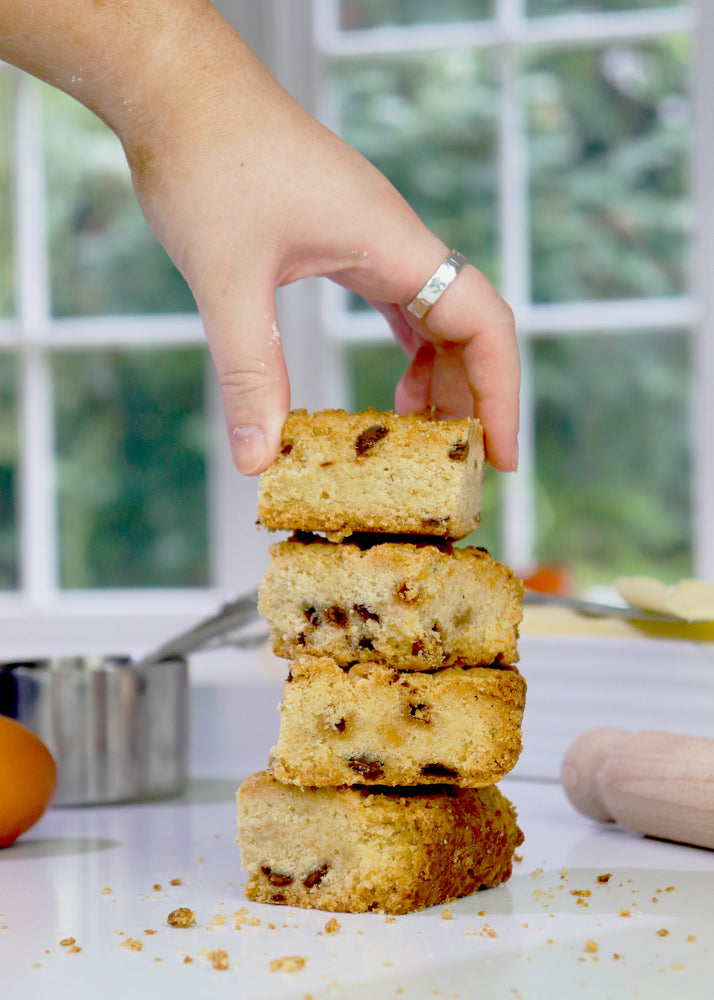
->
xmin=0 ymin=0 xmax=520 ymax=475
xmin=124 ymin=29 xmax=520 ymax=474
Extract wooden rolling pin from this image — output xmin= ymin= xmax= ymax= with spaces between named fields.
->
xmin=560 ymin=728 xmax=714 ymax=851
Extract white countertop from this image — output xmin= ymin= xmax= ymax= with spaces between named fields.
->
xmin=3 ymin=632 xmax=714 ymax=999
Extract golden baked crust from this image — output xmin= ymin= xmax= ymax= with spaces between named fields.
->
xmin=259 ymin=533 xmax=523 ymax=669
xmin=257 ymin=409 xmax=485 ymax=540
xmin=237 ymin=771 xmax=523 ymax=914
xmin=270 ymin=655 xmax=526 ymax=787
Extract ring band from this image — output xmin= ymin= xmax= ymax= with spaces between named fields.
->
xmin=406 ymin=250 xmax=467 ymax=320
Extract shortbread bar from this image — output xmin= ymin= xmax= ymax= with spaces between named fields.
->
xmin=257 ymin=409 xmax=485 ymax=540
xmin=237 ymin=770 xmax=523 ymax=914
xmin=259 ymin=533 xmax=523 ymax=669
xmin=270 ymin=655 xmax=526 ymax=787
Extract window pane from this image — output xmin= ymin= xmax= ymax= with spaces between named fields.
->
xmin=346 ymin=341 xmax=502 ymax=556
xmin=339 ymin=0 xmax=492 ymax=29
xmin=53 ymin=348 xmax=209 ymax=589
xmin=528 ymin=0 xmax=682 ymax=15
xmin=528 ymin=38 xmax=691 ymax=303
xmin=0 ymin=70 xmax=14 ymax=318
xmin=333 ymin=49 xmax=499 ymax=302
xmin=43 ymin=85 xmax=196 ymax=318
xmin=533 ymin=330 xmax=691 ymax=588
xmin=0 ymin=352 xmax=18 ymax=590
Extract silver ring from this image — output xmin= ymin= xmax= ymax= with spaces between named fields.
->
xmin=406 ymin=250 xmax=468 ymax=320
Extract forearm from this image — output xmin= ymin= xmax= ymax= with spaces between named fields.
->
xmin=0 ymin=0 xmax=282 ymax=148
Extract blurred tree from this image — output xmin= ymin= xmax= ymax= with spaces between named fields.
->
xmin=53 ymin=348 xmax=209 ymax=588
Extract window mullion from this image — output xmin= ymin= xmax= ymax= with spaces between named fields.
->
xmin=14 ymin=72 xmax=59 ymax=602
xmin=692 ymin=0 xmax=714 ymax=578
xmin=498 ymin=0 xmax=536 ymax=574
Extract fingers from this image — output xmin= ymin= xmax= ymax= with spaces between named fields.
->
xmin=358 ymin=248 xmax=520 ymax=472
xmin=197 ymin=279 xmax=290 ymax=476
xmin=415 ymin=263 xmax=521 ymax=472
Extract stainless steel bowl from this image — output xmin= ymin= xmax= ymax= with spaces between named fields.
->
xmin=0 ymin=655 xmax=189 ymax=806
xmin=0 ymin=589 xmax=265 ymax=807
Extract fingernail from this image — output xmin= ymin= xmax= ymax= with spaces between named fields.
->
xmin=232 ymin=424 xmax=267 ymax=475
xmin=510 ymin=443 xmax=519 ymax=472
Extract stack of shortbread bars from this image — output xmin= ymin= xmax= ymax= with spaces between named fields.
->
xmin=237 ymin=409 xmax=525 ymax=914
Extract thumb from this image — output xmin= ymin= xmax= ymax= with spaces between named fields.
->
xmin=199 ymin=288 xmax=290 ymax=476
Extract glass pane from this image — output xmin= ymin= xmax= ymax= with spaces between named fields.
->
xmin=333 ymin=50 xmax=499 ymax=302
xmin=346 ymin=341 xmax=502 ymax=557
xmin=533 ymin=330 xmax=692 ymax=589
xmin=528 ymin=0 xmax=681 ymax=15
xmin=0 ymin=353 xmax=19 ymax=590
xmin=528 ymin=38 xmax=691 ymax=303
xmin=339 ymin=0 xmax=492 ymax=29
xmin=53 ymin=348 xmax=209 ymax=588
xmin=0 ymin=70 xmax=14 ymax=318
xmin=43 ymin=84 xmax=196 ymax=317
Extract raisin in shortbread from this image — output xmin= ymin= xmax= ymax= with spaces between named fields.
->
xmin=237 ymin=770 xmax=523 ymax=914
xmin=259 ymin=533 xmax=523 ymax=669
xmin=257 ymin=409 xmax=485 ymax=540
xmin=270 ymin=654 xmax=526 ymax=787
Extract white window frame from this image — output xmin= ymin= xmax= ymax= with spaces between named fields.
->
xmin=0 ymin=0 xmax=711 ymax=659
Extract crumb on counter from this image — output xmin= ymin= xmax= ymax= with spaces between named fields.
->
xmin=207 ymin=948 xmax=230 ymax=970
xmin=584 ymin=940 xmax=598 ymax=954
xmin=59 ymin=937 xmax=76 ymax=947
xmin=121 ymin=938 xmax=143 ymax=952
xmin=170 ymin=878 xmax=182 ymax=886
xmin=167 ymin=907 xmax=196 ymax=928
xmin=597 ymin=874 xmax=612 ymax=884
xmin=270 ymin=955 xmax=308 ymax=973
xmin=441 ymin=909 xmax=454 ymax=921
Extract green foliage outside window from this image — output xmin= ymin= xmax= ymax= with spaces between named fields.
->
xmin=43 ymin=85 xmax=196 ymax=318
xmin=0 ymin=71 xmax=14 ymax=318
xmin=0 ymin=353 xmax=18 ymax=590
xmin=53 ymin=348 xmax=209 ymax=589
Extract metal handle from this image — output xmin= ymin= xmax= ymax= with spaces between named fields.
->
xmin=132 ymin=588 xmax=266 ymax=667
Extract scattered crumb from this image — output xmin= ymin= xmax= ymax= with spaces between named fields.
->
xmin=657 ymin=929 xmax=670 ymax=937
xmin=59 ymin=938 xmax=76 ymax=947
xmin=385 ymin=916 xmax=396 ymax=924
xmin=325 ymin=918 xmax=341 ymax=935
xmin=530 ymin=867 xmax=543 ymax=878
xmin=167 ymin=907 xmax=196 ymax=928
xmin=597 ymin=873 xmax=612 ymax=884
xmin=183 ymin=955 xmax=194 ymax=964
xmin=121 ymin=938 xmax=143 ymax=952
xmin=67 ymin=946 xmax=82 ymax=955
xmin=153 ymin=884 xmax=162 ymax=892
xmin=560 ymin=867 xmax=569 ymax=878
xmin=441 ymin=910 xmax=453 ymax=921
xmin=268 ymin=923 xmax=276 ymax=930
xmin=170 ymin=878 xmax=182 ymax=886
xmin=212 ymin=913 xmax=227 ymax=926
xmin=154 ymin=957 xmax=163 ymax=963
xmin=249 ymin=917 xmax=261 ymax=926
xmin=144 ymin=929 xmax=157 ymax=935
xmin=102 ymin=887 xmax=112 ymax=895
xmin=270 ymin=955 xmax=307 ymax=973
xmin=584 ymin=940 xmax=598 ymax=954
xmin=514 ymin=854 xmax=523 ymax=863
xmin=619 ymin=909 xmax=631 ymax=918
xmin=570 ymin=889 xmax=591 ymax=898
xmin=208 ymin=948 xmax=230 ymax=970
xmin=687 ymin=935 xmax=697 ymax=943
xmin=197 ymin=857 xmax=205 ymax=865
